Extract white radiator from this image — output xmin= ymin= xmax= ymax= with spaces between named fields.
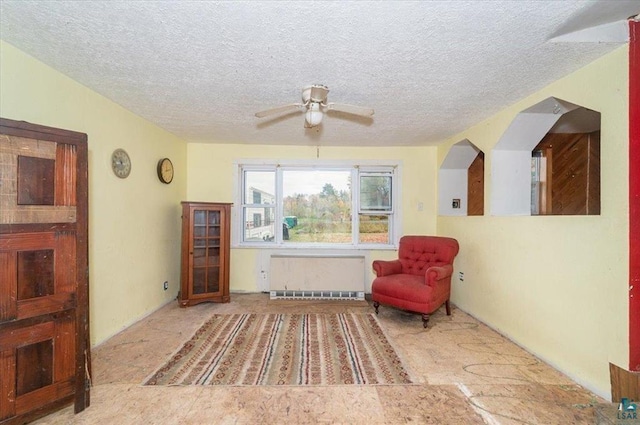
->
xmin=269 ymin=254 xmax=365 ymax=300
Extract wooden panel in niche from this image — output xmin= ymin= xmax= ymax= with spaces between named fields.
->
xmin=532 ymin=131 xmax=600 ymax=215
xmin=587 ymin=131 xmax=601 ymax=215
xmin=467 ymin=152 xmax=484 ymax=216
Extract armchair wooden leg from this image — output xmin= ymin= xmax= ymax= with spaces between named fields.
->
xmin=422 ymin=314 xmax=430 ymax=328
xmin=373 ymin=301 xmax=380 ymax=314
xmin=445 ymin=299 xmax=451 ymax=316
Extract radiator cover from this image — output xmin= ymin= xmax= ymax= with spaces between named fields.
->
xmin=269 ymin=254 xmax=365 ymax=300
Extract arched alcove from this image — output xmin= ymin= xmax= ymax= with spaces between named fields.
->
xmin=491 ymin=96 xmax=600 ymax=216
xmin=438 ymin=139 xmax=484 ymax=216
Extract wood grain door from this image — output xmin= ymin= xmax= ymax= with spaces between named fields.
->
xmin=0 ymin=118 xmax=89 ymax=424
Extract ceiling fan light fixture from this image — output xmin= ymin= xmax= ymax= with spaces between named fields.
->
xmin=255 ymin=84 xmax=372 ymax=128
xmin=305 ymin=102 xmax=323 ymax=127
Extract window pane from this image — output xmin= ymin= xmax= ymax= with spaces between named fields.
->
xmin=359 ymin=215 xmax=389 ymax=244
xmin=244 ymin=171 xmax=275 ymax=205
xmin=244 ymin=207 xmax=275 ymax=241
xmin=283 ymin=170 xmax=352 ymax=243
xmin=360 ymin=175 xmax=392 ymax=211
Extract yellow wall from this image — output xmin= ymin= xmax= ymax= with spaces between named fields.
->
xmin=437 ymin=46 xmax=629 ymax=398
xmin=187 ymin=143 xmax=438 ymax=291
xmin=2 ymin=36 xmax=628 ymax=399
xmin=0 ymin=40 xmax=188 ymax=345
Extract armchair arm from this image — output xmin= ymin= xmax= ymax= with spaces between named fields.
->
xmin=372 ymin=260 xmax=403 ymax=277
xmin=425 ymin=264 xmax=454 ymax=286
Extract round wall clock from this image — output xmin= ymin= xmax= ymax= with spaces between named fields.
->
xmin=111 ymin=148 xmax=131 ymax=179
xmin=157 ymin=157 xmax=174 ymax=184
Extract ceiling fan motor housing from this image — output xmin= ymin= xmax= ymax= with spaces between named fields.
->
xmin=302 ymin=84 xmax=329 ymax=104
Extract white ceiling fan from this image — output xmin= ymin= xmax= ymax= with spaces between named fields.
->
xmin=255 ymin=85 xmax=374 ymax=128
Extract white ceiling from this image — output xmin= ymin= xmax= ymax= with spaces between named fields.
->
xmin=1 ymin=1 xmax=638 ymax=147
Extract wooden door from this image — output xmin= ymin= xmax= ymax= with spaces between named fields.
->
xmin=0 ymin=118 xmax=89 ymax=424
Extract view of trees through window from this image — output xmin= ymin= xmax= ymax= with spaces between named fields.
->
xmin=283 ymin=170 xmax=352 ymax=243
xmin=241 ymin=167 xmax=393 ymax=245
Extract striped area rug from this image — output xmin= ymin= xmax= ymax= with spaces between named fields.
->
xmin=144 ymin=313 xmax=414 ymax=386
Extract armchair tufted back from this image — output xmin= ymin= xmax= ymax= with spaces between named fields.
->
xmin=398 ymin=235 xmax=459 ymax=276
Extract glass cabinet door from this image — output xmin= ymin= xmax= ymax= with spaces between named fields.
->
xmin=190 ymin=208 xmax=222 ymax=297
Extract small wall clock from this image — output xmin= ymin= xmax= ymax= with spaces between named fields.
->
xmin=157 ymin=157 xmax=174 ymax=184
xmin=111 ymin=148 xmax=131 ymax=179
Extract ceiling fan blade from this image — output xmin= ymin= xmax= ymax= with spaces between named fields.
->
xmin=325 ymin=102 xmax=374 ymax=117
xmin=255 ymin=103 xmax=304 ymax=118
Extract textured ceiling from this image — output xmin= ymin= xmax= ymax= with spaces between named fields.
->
xmin=1 ymin=1 xmax=638 ymax=147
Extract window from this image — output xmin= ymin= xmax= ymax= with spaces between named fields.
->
xmin=530 ymin=151 xmax=547 ymax=215
xmin=237 ymin=162 xmax=399 ymax=248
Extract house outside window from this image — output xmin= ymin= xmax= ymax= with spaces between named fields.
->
xmin=236 ymin=161 xmax=400 ymax=248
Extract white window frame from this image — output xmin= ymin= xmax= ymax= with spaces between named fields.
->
xmin=232 ymin=159 xmax=402 ymax=250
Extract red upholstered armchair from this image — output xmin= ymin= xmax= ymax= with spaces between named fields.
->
xmin=372 ymin=235 xmax=459 ymax=328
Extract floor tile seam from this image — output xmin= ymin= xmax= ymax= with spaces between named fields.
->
xmin=456 ymin=383 xmax=600 ymax=408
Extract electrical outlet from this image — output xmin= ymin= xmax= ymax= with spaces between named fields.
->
xmin=458 ymin=272 xmax=464 ymax=281
xmin=163 ymin=281 xmax=169 ymax=291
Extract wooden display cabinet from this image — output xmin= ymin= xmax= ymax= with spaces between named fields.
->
xmin=179 ymin=202 xmax=231 ymax=307
xmin=0 ymin=118 xmax=90 ymax=424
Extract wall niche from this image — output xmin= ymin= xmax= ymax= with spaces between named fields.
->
xmin=490 ymin=96 xmax=600 ymax=216
xmin=438 ymin=139 xmax=484 ymax=216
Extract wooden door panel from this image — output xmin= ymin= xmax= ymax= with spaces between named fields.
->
xmin=0 ymin=118 xmax=89 ymax=424
xmin=0 ymin=300 xmax=78 ymax=421
xmin=0 ymin=252 xmax=17 ymax=321
xmin=55 ymin=143 xmax=77 ymax=206
xmin=0 ymin=349 xmax=16 ymax=421
xmin=17 ymin=156 xmax=56 ymax=205
xmin=14 ymin=381 xmax=74 ymax=417
xmin=0 ymin=136 xmax=76 ymax=225
xmin=1 ymin=232 xmax=77 ymax=321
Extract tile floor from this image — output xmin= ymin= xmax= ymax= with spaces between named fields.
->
xmin=33 ymin=293 xmax=613 ymax=424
